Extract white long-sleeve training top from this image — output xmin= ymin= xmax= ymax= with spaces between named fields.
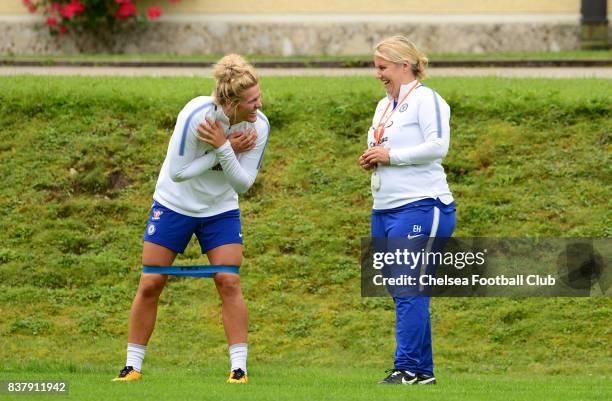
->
xmin=367 ymin=81 xmax=454 ymax=210
xmin=153 ymin=96 xmax=270 ymax=217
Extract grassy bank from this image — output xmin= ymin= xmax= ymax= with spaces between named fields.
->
xmin=0 ymin=76 xmax=610 ymax=380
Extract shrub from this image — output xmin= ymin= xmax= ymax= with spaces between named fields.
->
xmin=23 ymin=0 xmax=180 ymax=35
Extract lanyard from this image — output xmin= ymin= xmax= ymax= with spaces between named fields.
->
xmin=373 ymin=80 xmax=420 ymax=145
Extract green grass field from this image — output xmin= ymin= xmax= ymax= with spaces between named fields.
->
xmin=0 ymin=75 xmax=610 ymax=400
xmin=2 ymin=367 xmax=611 ymax=401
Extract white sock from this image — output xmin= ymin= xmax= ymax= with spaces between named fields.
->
xmin=126 ymin=343 xmax=147 ymax=372
xmin=229 ymin=343 xmax=247 ymax=374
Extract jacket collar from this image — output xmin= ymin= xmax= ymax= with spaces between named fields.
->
xmin=386 ymin=79 xmax=420 ymax=103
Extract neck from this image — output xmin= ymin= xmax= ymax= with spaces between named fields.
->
xmin=399 ymin=77 xmax=417 ymax=87
xmin=222 ymin=104 xmax=240 ymax=125
xmin=393 ymin=77 xmax=418 ymax=99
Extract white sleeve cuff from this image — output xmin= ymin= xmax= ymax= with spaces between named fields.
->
xmin=389 ymin=148 xmax=411 ymax=166
xmin=214 ymin=140 xmax=232 ymax=154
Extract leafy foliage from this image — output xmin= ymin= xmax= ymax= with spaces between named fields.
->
xmin=23 ymin=0 xmax=177 ymax=34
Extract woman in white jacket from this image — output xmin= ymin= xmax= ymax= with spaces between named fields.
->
xmin=360 ymin=35 xmax=456 ymax=386
xmin=113 ymin=54 xmax=269 ymax=384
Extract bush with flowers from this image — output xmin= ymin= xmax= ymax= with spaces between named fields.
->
xmin=22 ymin=0 xmax=180 ymax=34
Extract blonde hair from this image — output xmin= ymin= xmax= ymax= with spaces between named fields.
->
xmin=212 ymin=54 xmax=258 ymax=107
xmin=374 ymin=35 xmax=428 ymax=80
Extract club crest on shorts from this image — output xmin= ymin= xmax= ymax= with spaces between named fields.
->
xmin=147 ymin=224 xmax=156 ymax=236
xmin=399 ymin=104 xmax=408 ymax=112
xmin=152 ymin=209 xmax=163 ymax=220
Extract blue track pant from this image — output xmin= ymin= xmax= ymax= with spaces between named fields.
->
xmin=371 ymin=198 xmax=456 ymax=375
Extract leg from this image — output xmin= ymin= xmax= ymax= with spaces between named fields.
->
xmin=208 ymin=244 xmax=246 ymax=345
xmin=386 ymin=204 xmax=435 ymax=373
xmin=417 ymin=304 xmax=434 ymax=376
xmin=415 ymin=205 xmax=455 ymax=376
xmin=114 ymin=201 xmax=195 ymax=380
xmin=393 ymin=296 xmax=430 ymax=372
xmin=127 ymin=241 xmax=177 ymax=345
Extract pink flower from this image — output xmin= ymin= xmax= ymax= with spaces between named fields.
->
xmin=115 ymin=2 xmax=137 ymax=20
xmin=59 ymin=25 xmax=68 ymax=34
xmin=60 ymin=5 xmax=75 ymax=19
xmin=115 ymin=0 xmax=132 ymax=4
xmin=60 ymin=1 xmax=85 ymax=19
xmin=70 ymin=0 xmax=85 ymax=14
xmin=22 ymin=0 xmax=37 ymax=13
xmin=47 ymin=16 xmax=58 ymax=27
xmin=147 ymin=6 xmax=162 ymax=20
xmin=51 ymin=2 xmax=61 ymax=11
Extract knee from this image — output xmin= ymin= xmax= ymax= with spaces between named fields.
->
xmin=137 ymin=276 xmax=166 ymax=299
xmin=214 ymin=274 xmax=242 ymax=298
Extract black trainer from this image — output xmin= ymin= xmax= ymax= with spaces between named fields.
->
xmin=377 ymin=369 xmax=417 ymax=385
xmin=227 ymin=368 xmax=248 ymax=384
xmin=416 ymin=373 xmax=436 ymax=385
xmin=111 ymin=366 xmax=142 ymax=382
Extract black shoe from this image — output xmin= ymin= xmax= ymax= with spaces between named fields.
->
xmin=377 ymin=369 xmax=417 ymax=385
xmin=417 ymin=373 xmax=436 ymax=385
xmin=227 ymin=368 xmax=248 ymax=384
xmin=111 ymin=366 xmax=142 ymax=382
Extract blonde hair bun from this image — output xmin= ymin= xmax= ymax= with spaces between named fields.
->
xmin=212 ymin=54 xmax=259 ymax=106
xmin=213 ymin=54 xmax=252 ymax=83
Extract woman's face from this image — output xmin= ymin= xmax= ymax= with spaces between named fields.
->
xmin=232 ymin=84 xmax=263 ymax=123
xmin=374 ymin=56 xmax=410 ymax=99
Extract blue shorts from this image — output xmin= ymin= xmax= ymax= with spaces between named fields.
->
xmin=143 ymin=200 xmax=243 ymax=254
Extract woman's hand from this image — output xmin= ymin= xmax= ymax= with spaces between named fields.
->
xmin=197 ymin=118 xmax=227 ymax=149
xmin=361 ymin=146 xmax=390 ymax=167
xmin=229 ymin=128 xmax=258 ymax=153
xmin=359 ymin=151 xmax=375 ymax=170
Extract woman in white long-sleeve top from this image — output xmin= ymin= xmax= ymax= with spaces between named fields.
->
xmin=113 ymin=54 xmax=269 ymax=384
xmin=359 ymin=36 xmax=456 ymax=386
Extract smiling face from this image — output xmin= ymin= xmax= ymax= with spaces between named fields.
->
xmin=374 ymin=56 xmax=414 ymax=99
xmin=229 ymin=84 xmax=262 ymax=124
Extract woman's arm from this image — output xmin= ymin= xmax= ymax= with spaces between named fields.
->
xmin=165 ymin=107 xmax=257 ymax=182
xmin=166 ymin=109 xmax=220 ymax=182
xmin=199 ymin=118 xmax=270 ymax=194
